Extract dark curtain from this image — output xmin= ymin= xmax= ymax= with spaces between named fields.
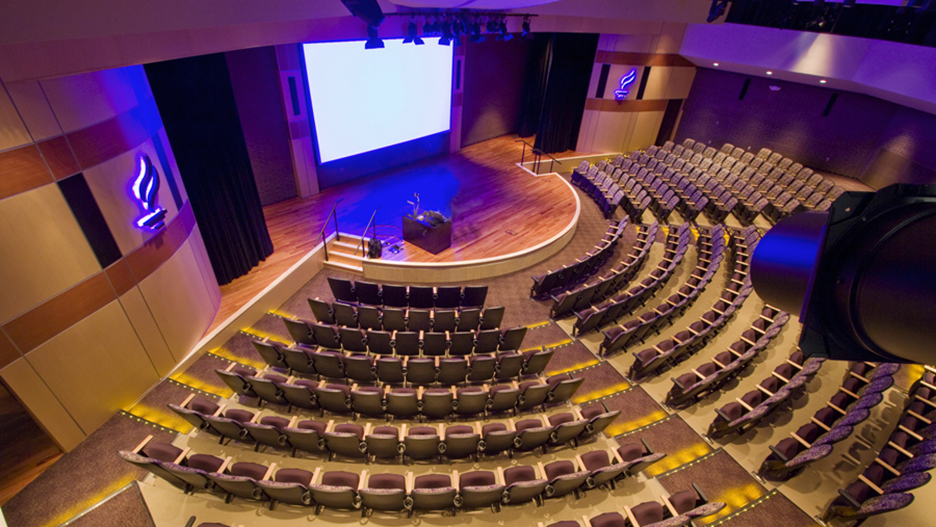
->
xmin=145 ymin=54 xmax=274 ymax=285
xmin=518 ymin=34 xmax=552 ymax=138
xmin=535 ymin=33 xmax=599 ymax=154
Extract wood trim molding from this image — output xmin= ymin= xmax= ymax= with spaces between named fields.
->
xmin=0 ymin=97 xmax=162 ymax=202
xmin=0 ymin=330 xmax=20 ymax=370
xmin=595 ymin=51 xmax=695 ymax=68
xmin=585 ymin=98 xmax=671 ymax=113
xmin=1 ymin=200 xmax=197 ymax=354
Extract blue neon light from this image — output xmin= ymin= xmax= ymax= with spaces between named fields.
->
xmin=614 ymin=68 xmax=638 ymax=100
xmin=132 ymin=154 xmax=167 ymax=230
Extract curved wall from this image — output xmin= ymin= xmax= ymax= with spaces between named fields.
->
xmin=0 ymin=65 xmax=219 ymax=450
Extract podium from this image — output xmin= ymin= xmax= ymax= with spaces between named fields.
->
xmin=402 ymin=212 xmax=452 ymax=255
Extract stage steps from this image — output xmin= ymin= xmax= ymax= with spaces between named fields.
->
xmin=323 ymin=234 xmax=368 ymax=273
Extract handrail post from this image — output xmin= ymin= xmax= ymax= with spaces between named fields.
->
xmin=333 ymin=211 xmax=340 ymax=242
xmin=521 ymin=142 xmax=526 ymax=165
xmin=550 ymin=158 xmax=555 ymax=173
xmin=322 ymin=232 xmax=329 ymax=261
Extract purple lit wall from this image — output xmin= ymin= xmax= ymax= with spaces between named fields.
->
xmin=675 ymin=69 xmax=936 ymax=187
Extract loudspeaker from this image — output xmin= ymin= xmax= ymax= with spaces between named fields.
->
xmin=340 ymin=0 xmax=385 ymax=28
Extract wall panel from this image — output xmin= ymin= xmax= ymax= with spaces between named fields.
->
xmin=39 ymin=68 xmax=142 ymax=133
xmin=25 ymin=300 xmax=159 ymax=433
xmin=0 ymin=184 xmax=101 ymax=322
xmin=81 ymin=137 xmax=181 ymax=255
xmin=0 ymin=83 xmax=32 ymax=151
xmin=136 ymin=239 xmax=217 ymax=362
xmin=3 ymin=80 xmax=62 ymax=142
xmin=0 ymin=358 xmax=86 ymax=451
xmin=118 ymin=286 xmax=175 ymax=377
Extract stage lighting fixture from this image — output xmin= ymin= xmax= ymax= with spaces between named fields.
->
xmin=424 ymin=17 xmax=439 ymax=35
xmin=340 ymin=0 xmax=385 ymax=28
xmin=751 ymin=184 xmax=936 ymax=365
xmin=469 ymin=20 xmax=486 ymax=43
xmin=365 ymin=25 xmax=384 ymax=49
xmin=522 ymin=16 xmax=532 ymax=38
xmin=439 ymin=20 xmax=453 ymax=45
xmin=707 ymin=0 xmax=728 ymax=23
xmin=499 ymin=17 xmax=513 ymax=41
xmin=403 ymin=19 xmax=424 ymax=45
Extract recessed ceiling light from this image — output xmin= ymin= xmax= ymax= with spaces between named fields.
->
xmin=820 ymin=79 xmax=827 ymax=84
xmin=766 ymin=71 xmax=773 ymax=75
xmin=713 ymin=62 xmax=719 ymax=66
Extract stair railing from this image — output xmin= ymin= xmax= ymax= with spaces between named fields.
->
xmin=355 ymin=208 xmax=380 ymax=257
xmin=318 ymin=198 xmax=343 ymax=261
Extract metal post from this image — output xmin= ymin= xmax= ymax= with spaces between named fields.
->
xmin=333 ymin=211 xmax=340 ymax=242
xmin=520 ymin=142 xmax=526 ymax=165
xmin=322 ymin=233 xmax=329 ymax=261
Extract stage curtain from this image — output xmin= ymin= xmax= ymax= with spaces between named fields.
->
xmin=535 ymin=33 xmax=599 ymax=154
xmin=518 ymin=34 xmax=552 ymax=139
xmin=145 ymin=54 xmax=274 ymax=285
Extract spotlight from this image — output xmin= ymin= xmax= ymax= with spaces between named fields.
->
xmin=499 ymin=19 xmax=513 ymax=41
xmin=522 ymin=16 xmax=532 ymax=38
xmin=766 ymin=71 xmax=773 ymax=75
xmin=452 ymin=17 xmax=465 ymax=46
xmin=713 ymin=62 xmax=719 ymax=66
xmin=439 ymin=20 xmax=453 ymax=45
xmin=365 ymin=25 xmax=384 ymax=49
xmin=819 ymin=79 xmax=827 ymax=84
xmin=469 ymin=20 xmax=486 ymax=43
xmin=707 ymin=0 xmax=728 ymax=23
xmin=403 ymin=19 xmax=424 ymax=45
xmin=423 ymin=17 xmax=438 ymax=35
xmin=486 ymin=17 xmax=499 ymax=33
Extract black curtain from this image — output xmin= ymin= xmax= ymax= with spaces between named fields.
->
xmin=535 ymin=33 xmax=599 ymax=154
xmin=145 ymin=54 xmax=274 ymax=285
xmin=518 ymin=34 xmax=552 ymax=138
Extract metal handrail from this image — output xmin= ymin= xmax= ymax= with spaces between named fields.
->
xmin=515 ymin=138 xmax=563 ymax=173
xmin=355 ymin=208 xmax=380 ymax=257
xmin=318 ymin=198 xmax=343 ymax=261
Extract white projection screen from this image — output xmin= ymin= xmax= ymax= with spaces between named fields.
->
xmin=303 ymin=38 xmax=454 ymax=163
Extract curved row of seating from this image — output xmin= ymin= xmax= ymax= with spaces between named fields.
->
xmin=554 ymin=223 xmax=686 ymax=322
xmin=305 ymin=298 xmax=505 ymax=333
xmin=581 ymin=224 xmax=724 ymax=341
xmin=756 ymin=362 xmax=899 ymax=481
xmin=167 ymin=394 xmax=619 ymax=463
xmin=664 ymin=306 xmax=790 ymax=409
xmin=246 ymin=340 xmax=552 ymax=386
xmin=207 ymin=369 xmax=584 ymax=419
xmin=587 ymin=224 xmax=714 ymax=345
xmin=572 ymin=161 xmax=670 ymax=223
xmin=665 ymin=139 xmax=845 ymax=224
xmin=542 ymin=484 xmax=726 ymax=527
xmin=707 ymin=350 xmax=825 ymax=440
xmin=549 ymin=223 xmax=658 ymax=322
xmin=121 ymin=437 xmax=667 ymax=516
xmin=623 ymin=227 xmax=758 ymax=376
xmin=820 ymin=366 xmax=936 ymax=524
xmin=327 ymin=277 xmax=488 ymax=309
xmin=530 ymin=220 xmax=630 ymax=300
xmin=281 ymin=318 xmax=528 ymax=357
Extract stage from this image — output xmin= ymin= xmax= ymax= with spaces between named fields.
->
xmin=211 ymin=136 xmax=582 ymax=331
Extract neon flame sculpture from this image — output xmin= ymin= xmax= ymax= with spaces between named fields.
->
xmin=132 ymin=154 xmax=167 ymax=230
xmin=614 ymin=68 xmax=638 ymax=100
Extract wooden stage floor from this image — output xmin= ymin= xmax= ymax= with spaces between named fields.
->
xmin=209 ymin=135 xmax=582 ymax=332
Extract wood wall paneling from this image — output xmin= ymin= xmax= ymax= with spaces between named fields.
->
xmin=629 ymin=110 xmax=666 ymax=151
xmin=38 ymin=68 xmax=142 ymax=134
xmin=0 ymin=84 xmax=32 ymax=152
xmin=664 ymin=68 xmax=696 ymax=100
xmin=188 ymin=225 xmax=222 ymax=308
xmin=3 ymin=81 xmax=63 ymax=142
xmin=0 ymin=331 xmax=20 ymax=370
xmin=2 ymin=272 xmax=115 ymax=354
xmin=118 ymin=286 xmax=176 ymax=377
xmin=24 ymin=300 xmax=160 ymax=434
xmin=104 ymin=259 xmax=136 ymax=297
xmin=124 ymin=201 xmax=195 ymax=283
xmin=81 ymin=137 xmax=180 ymax=255
xmin=0 ymin=184 xmax=101 ymax=322
xmin=643 ymin=66 xmax=673 ymax=100
xmin=0 ymin=358 xmax=86 ymax=451
xmin=0 ymin=145 xmax=54 ymax=200
xmin=135 ymin=239 xmax=218 ymax=362
xmin=66 ymin=100 xmax=155 ymax=171
xmin=37 ymin=136 xmax=80 ymax=180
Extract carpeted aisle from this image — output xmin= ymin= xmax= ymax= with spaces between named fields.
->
xmin=616 ymin=415 xmax=712 ymax=477
xmin=66 ymin=484 xmax=156 ymax=527
xmin=2 ymin=414 xmax=174 ymax=527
